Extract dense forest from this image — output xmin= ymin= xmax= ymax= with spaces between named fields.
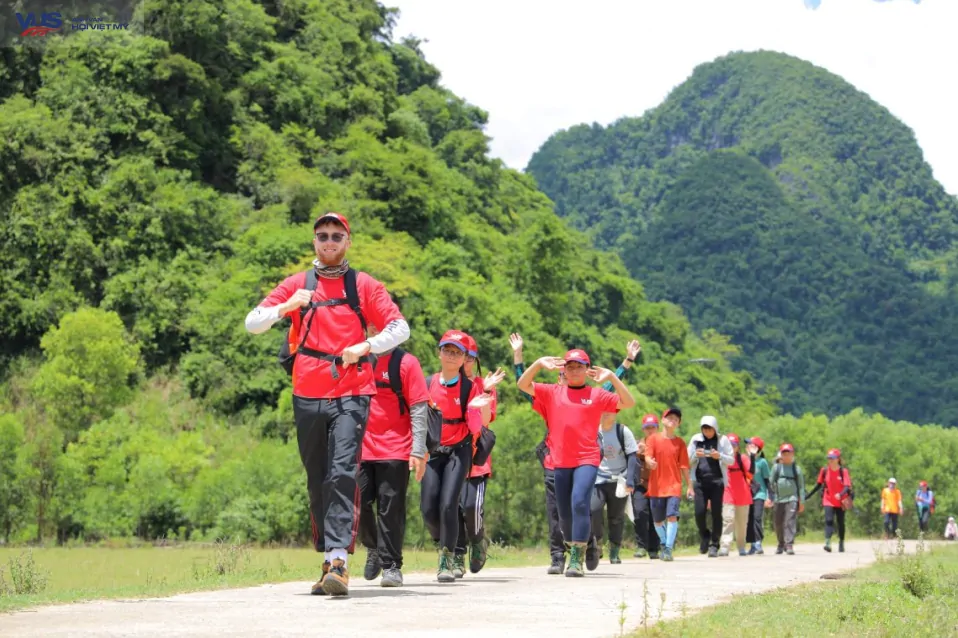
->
xmin=526 ymin=51 xmax=958 ymax=424
xmin=0 ymin=5 xmax=953 ymax=549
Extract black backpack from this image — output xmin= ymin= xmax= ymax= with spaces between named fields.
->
xmin=278 ymin=268 xmax=367 ymax=376
xmin=599 ymin=422 xmax=628 ymax=460
xmin=374 ymin=348 xmax=410 ymax=415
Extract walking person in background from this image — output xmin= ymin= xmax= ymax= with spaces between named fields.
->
xmin=518 ymin=349 xmax=636 ymax=577
xmin=806 ymin=448 xmax=853 ymax=553
xmin=769 ymin=443 xmax=805 ymax=555
xmin=422 ymin=331 xmax=498 ymax=582
xmin=718 ymin=434 xmax=752 ymax=557
xmin=632 ymin=412 xmax=666 ymax=559
xmin=915 ymin=480 xmax=935 ymax=534
xmin=687 ymin=415 xmax=733 ymax=558
xmin=590 ymin=413 xmax=639 ymax=564
xmin=359 ymin=322 xmax=429 ymax=587
xmin=745 ymin=437 xmax=771 ymax=555
xmin=644 ymin=407 xmax=691 ymax=561
xmin=880 ymin=478 xmax=903 ymax=540
xmin=245 ymin=212 xmax=409 ymax=597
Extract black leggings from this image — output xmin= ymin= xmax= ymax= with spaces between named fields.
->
xmin=824 ymin=506 xmax=845 ymax=542
xmin=420 ymin=441 xmax=472 ymax=551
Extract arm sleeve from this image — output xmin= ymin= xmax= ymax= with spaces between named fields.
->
xmin=245 ymin=275 xmax=298 ymax=334
xmin=245 ymin=305 xmax=284 ymax=334
xmin=686 ymin=439 xmax=699 ymax=479
xmin=366 ymin=319 xmax=410 ymax=354
xmin=514 ymin=363 xmax=534 ymax=404
xmin=409 ymin=401 xmax=428 ymax=458
xmin=601 ymin=364 xmax=628 ymax=392
xmin=805 ymin=479 xmax=820 ymax=500
xmin=798 ymin=468 xmax=807 ymax=504
xmin=626 ymin=454 xmax=638 ymax=489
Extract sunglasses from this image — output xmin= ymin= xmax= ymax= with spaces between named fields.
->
xmin=315 ymin=232 xmax=347 ymax=243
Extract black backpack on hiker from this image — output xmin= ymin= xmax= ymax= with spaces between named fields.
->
xmin=278 ymin=268 xmax=367 ymax=376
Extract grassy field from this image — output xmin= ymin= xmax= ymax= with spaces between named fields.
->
xmin=0 ymin=541 xmax=548 ymax=613
xmin=631 ymin=540 xmax=958 ymax=637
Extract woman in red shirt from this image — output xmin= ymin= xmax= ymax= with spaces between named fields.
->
xmin=805 ymin=448 xmax=852 ymax=553
xmin=518 ymin=349 xmax=636 ymax=577
xmin=421 ymin=331 xmax=497 ymax=583
xmin=719 ymin=434 xmax=752 ymax=556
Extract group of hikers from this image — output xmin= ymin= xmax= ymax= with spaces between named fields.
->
xmin=245 ymin=213 xmax=949 ymax=597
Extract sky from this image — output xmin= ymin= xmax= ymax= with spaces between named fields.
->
xmin=391 ymin=0 xmax=957 ymax=195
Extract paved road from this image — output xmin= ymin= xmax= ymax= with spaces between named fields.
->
xmin=0 ymin=540 xmax=910 ymax=638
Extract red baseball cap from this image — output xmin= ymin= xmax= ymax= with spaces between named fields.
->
xmin=641 ymin=413 xmax=660 ymax=428
xmin=438 ymin=330 xmax=468 ymax=353
xmin=313 ymin=212 xmax=351 ymax=234
xmin=779 ymin=443 xmax=794 ymax=453
xmin=920 ymin=480 xmax=928 ymax=487
xmin=727 ymin=433 xmax=740 ymax=445
xmin=827 ymin=448 xmax=841 ymax=459
xmin=461 ymin=333 xmax=479 ymax=358
xmin=564 ymin=349 xmax=590 ymax=366
xmin=746 ymin=436 xmax=765 ymax=450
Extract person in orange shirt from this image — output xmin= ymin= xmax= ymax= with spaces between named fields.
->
xmin=644 ymin=408 xmax=691 ymax=561
xmin=881 ymin=478 xmax=903 ymax=540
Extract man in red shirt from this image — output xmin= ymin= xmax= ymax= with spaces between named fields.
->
xmin=644 ymin=409 xmax=690 ymax=561
xmin=358 ymin=320 xmax=430 ymax=588
xmin=245 ymin=213 xmax=409 ymax=597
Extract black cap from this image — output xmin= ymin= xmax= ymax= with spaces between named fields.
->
xmin=663 ymin=407 xmax=682 ymax=420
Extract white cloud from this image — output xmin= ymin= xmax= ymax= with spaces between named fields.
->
xmin=392 ymin=0 xmax=958 ymax=195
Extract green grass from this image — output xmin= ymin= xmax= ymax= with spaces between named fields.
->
xmin=0 ymin=541 xmax=547 ymax=613
xmin=631 ymin=541 xmax=958 ymax=637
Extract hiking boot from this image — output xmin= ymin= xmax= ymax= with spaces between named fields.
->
xmin=565 ymin=545 xmax=585 ymax=577
xmin=321 ymin=559 xmax=349 ymax=597
xmin=633 ymin=548 xmax=648 ymax=558
xmin=776 ymin=545 xmax=784 ymax=555
xmin=469 ymin=538 xmax=488 ymax=574
xmin=786 ymin=545 xmax=795 ymax=555
xmin=717 ymin=547 xmax=730 ymax=557
xmin=839 ymin=541 xmax=845 ymax=553
xmin=661 ymin=547 xmax=674 ymax=562
xmin=699 ymin=539 xmax=709 ymax=554
xmin=547 ymin=553 xmax=565 ymax=575
xmin=452 ymin=552 xmax=466 ymax=579
xmin=708 ymin=546 xmax=718 ymax=558
xmin=364 ymin=550 xmax=382 ymax=581
xmin=747 ymin=545 xmax=757 ymax=555
xmin=649 ymin=551 xmax=660 ymax=560
xmin=381 ymin=567 xmax=403 ymax=587
xmin=824 ymin=540 xmax=832 ymax=553
xmin=753 ymin=543 xmax=764 ymax=555
xmin=310 ymin=561 xmax=331 ymax=595
xmin=609 ymin=545 xmax=621 ymax=565
xmin=585 ymin=536 xmax=599 ymax=571
xmin=437 ymin=548 xmax=456 ymax=583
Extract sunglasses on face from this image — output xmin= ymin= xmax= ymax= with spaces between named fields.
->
xmin=315 ymin=232 xmax=347 ymax=243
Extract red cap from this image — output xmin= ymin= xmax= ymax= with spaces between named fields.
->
xmin=438 ymin=330 xmax=468 ymax=353
xmin=727 ymin=433 xmax=740 ymax=445
xmin=313 ymin=212 xmax=351 ymax=234
xmin=779 ymin=443 xmax=794 ymax=453
xmin=827 ymin=448 xmax=841 ymax=459
xmin=462 ymin=333 xmax=478 ymax=357
xmin=641 ymin=413 xmax=660 ymax=428
xmin=920 ymin=480 xmax=928 ymax=487
xmin=564 ymin=349 xmax=591 ymax=366
xmin=746 ymin=436 xmax=765 ymax=450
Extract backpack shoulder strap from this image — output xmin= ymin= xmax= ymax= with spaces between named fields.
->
xmin=343 ymin=268 xmax=367 ymax=332
xmin=388 ymin=348 xmax=408 ymax=415
xmin=616 ymin=422 xmax=626 ymax=453
xmin=460 ymin=375 xmax=473 ymax=422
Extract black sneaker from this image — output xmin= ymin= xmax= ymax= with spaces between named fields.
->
xmin=364 ymin=550 xmax=382 ymax=581
xmin=776 ymin=546 xmax=785 ymax=555
xmin=649 ymin=551 xmax=660 ymax=560
xmin=699 ymin=539 xmax=709 ymax=554
xmin=708 ymin=547 xmax=718 ymax=558
xmin=381 ymin=567 xmax=403 ymax=587
xmin=547 ymin=553 xmax=565 ymax=575
xmin=839 ymin=541 xmax=845 ymax=553
xmin=585 ymin=536 xmax=599 ymax=571
xmin=469 ymin=538 xmax=489 ymax=574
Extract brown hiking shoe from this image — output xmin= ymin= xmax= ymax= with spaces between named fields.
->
xmin=322 ymin=559 xmax=350 ymax=596
xmin=310 ymin=561 xmax=331 ymax=595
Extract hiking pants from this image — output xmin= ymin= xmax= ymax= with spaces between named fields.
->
xmin=554 ymin=465 xmax=599 ymax=544
xmin=590 ymin=481 xmax=628 ymax=548
xmin=544 ymin=469 xmax=565 ymax=557
xmin=293 ymin=395 xmax=370 ymax=553
xmin=774 ymin=502 xmax=798 ymax=548
xmin=420 ymin=440 xmax=472 ymax=551
xmin=694 ymin=482 xmax=724 ymax=550
xmin=631 ymin=488 xmax=661 ymax=553
xmin=359 ymin=460 xmax=409 ymax=569
xmin=918 ymin=507 xmax=931 ymax=533
xmin=884 ymin=513 xmax=899 ymax=537
xmin=747 ymin=497 xmax=766 ymax=545
xmin=824 ymin=506 xmax=846 ymax=542
xmin=456 ymin=476 xmax=488 ymax=554
xmin=720 ymin=504 xmax=750 ymax=552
